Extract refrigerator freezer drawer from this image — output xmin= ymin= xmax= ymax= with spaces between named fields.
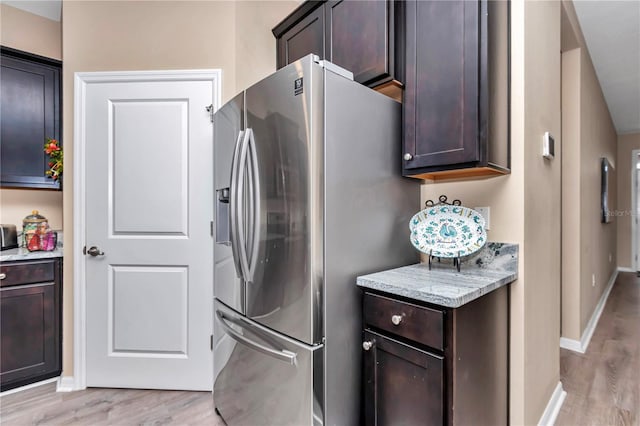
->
xmin=214 ymin=300 xmax=323 ymax=426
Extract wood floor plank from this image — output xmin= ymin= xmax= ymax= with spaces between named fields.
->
xmin=0 ymin=383 xmax=224 ymax=425
xmin=557 ymin=272 xmax=640 ymax=426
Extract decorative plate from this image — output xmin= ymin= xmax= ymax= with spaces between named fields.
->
xmin=409 ymin=205 xmax=487 ymax=258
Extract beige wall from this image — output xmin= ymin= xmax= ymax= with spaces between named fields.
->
xmin=0 ymin=4 xmax=63 ymax=229
xmin=617 ymin=133 xmax=640 ymax=268
xmin=61 ymin=0 xmax=296 ymax=377
xmin=560 ymin=2 xmax=618 ymax=342
xmin=421 ymin=1 xmax=562 ymax=423
xmin=577 ymin=47 xmax=617 ymax=332
xmin=561 ymin=48 xmax=581 ymax=340
xmin=521 ymin=2 xmax=562 ymax=422
xmin=235 ymin=1 xmax=293 ymax=91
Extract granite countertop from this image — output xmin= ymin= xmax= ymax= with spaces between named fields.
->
xmin=357 ymin=242 xmax=518 ymax=308
xmin=1 ymin=230 xmax=64 ymax=262
xmin=0 ymin=247 xmax=64 ymax=262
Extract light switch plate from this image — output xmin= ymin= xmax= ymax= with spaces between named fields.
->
xmin=475 ymin=207 xmax=490 ymax=230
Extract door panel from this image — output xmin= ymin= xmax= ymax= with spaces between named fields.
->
xmin=111 ymin=101 xmax=188 ymax=235
xmin=326 ymin=0 xmax=390 ymax=85
xmin=214 ymin=92 xmax=245 ymax=315
xmin=214 ymin=301 xmax=322 ymax=426
xmin=243 ymin=56 xmax=324 ymax=345
xmin=110 ymin=266 xmax=187 ymax=355
xmin=0 ymin=282 xmax=58 ymax=387
xmin=85 ymin=76 xmax=214 ymax=390
xmin=403 ymin=0 xmax=480 ymax=170
xmin=363 ymin=330 xmax=444 ymax=425
xmin=277 ymin=6 xmax=325 ymax=68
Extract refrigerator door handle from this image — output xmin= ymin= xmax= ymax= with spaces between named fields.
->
xmin=245 ymin=128 xmax=261 ymax=283
xmin=229 ymin=129 xmax=245 ymax=279
xmin=216 ymin=310 xmax=297 ymax=365
xmin=236 ymin=130 xmax=252 ymax=280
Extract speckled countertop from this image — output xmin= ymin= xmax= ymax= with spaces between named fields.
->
xmin=1 ymin=231 xmax=64 ymax=262
xmin=0 ymin=247 xmax=63 ymax=262
xmin=357 ymin=242 xmax=518 ymax=308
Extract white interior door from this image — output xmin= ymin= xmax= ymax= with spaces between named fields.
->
xmin=83 ymin=72 xmax=215 ymax=390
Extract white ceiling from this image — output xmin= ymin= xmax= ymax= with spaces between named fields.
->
xmin=4 ymin=0 xmax=61 ymax=22
xmin=573 ymin=1 xmax=639 ymax=134
xmin=6 ymin=0 xmax=639 ymax=134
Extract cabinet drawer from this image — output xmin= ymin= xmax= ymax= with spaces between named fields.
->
xmin=363 ymin=292 xmax=444 ymax=350
xmin=0 ymin=260 xmax=56 ymax=287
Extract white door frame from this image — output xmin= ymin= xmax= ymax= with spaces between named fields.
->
xmin=71 ymin=70 xmax=221 ymax=391
xmin=631 ymin=149 xmax=640 ymax=272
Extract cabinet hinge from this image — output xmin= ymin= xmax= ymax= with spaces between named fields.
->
xmin=210 ymin=335 xmax=213 ymax=351
xmin=206 ymin=104 xmax=214 ymax=123
xmin=210 ymin=221 xmax=214 ymax=236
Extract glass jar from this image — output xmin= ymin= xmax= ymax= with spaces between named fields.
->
xmin=22 ymin=210 xmax=57 ymax=251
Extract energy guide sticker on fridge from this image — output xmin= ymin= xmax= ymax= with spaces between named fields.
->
xmin=294 ymin=78 xmax=303 ymax=96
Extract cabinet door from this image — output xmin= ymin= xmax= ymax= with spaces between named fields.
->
xmin=1 ymin=280 xmax=60 ymax=390
xmin=403 ymin=0 xmax=480 ymax=172
xmin=1 ymin=48 xmax=61 ymax=190
xmin=276 ymin=6 xmax=325 ymax=69
xmin=325 ymin=0 xmax=398 ymax=86
xmin=363 ymin=329 xmax=444 ymax=425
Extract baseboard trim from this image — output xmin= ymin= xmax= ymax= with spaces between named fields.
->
xmin=617 ymin=266 xmax=635 ymax=273
xmin=538 ymin=382 xmax=567 ymax=426
xmin=560 ymin=268 xmax=618 ymax=354
xmin=559 ymin=336 xmax=582 ymax=353
xmin=0 ymin=377 xmax=59 ymax=396
xmin=56 ymin=376 xmax=77 ymax=392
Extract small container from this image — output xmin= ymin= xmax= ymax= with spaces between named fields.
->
xmin=22 ymin=210 xmax=57 ymax=251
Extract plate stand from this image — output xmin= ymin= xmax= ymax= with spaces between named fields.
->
xmin=428 ymin=249 xmax=463 ymax=272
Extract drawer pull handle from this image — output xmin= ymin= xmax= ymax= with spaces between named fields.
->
xmin=362 ymin=341 xmax=373 ymax=351
xmin=391 ymin=314 xmax=403 ymax=326
xmin=0 ymin=273 xmax=5 ymax=280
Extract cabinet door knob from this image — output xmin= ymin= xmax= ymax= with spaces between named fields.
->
xmin=391 ymin=314 xmax=403 ymax=325
xmin=403 ymin=153 xmax=413 ymax=161
xmin=362 ymin=340 xmax=373 ymax=351
xmin=0 ymin=273 xmax=6 ymax=280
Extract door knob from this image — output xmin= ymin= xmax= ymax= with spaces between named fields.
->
xmin=403 ymin=153 xmax=413 ymax=161
xmin=85 ymin=246 xmax=105 ymax=257
xmin=362 ymin=341 xmax=373 ymax=351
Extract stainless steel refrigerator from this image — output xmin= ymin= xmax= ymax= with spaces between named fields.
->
xmin=213 ymin=54 xmax=419 ymax=426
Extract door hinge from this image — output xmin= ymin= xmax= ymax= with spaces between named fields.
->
xmin=210 ymin=221 xmax=214 ymax=236
xmin=206 ymin=104 xmax=214 ymax=123
xmin=210 ymin=334 xmax=213 ymax=351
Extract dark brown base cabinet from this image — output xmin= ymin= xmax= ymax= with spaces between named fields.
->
xmin=362 ymin=286 xmax=508 ymax=425
xmin=1 ymin=258 xmax=62 ymax=391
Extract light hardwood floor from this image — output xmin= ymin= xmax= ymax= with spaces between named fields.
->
xmin=0 ymin=383 xmax=225 ymax=425
xmin=556 ymin=271 xmax=640 ymax=426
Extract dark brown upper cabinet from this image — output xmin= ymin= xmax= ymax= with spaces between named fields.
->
xmin=402 ymin=0 xmax=510 ymax=181
xmin=1 ymin=47 xmax=62 ymax=190
xmin=273 ymin=0 xmax=403 ymax=95
xmin=275 ymin=3 xmax=325 ymax=69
